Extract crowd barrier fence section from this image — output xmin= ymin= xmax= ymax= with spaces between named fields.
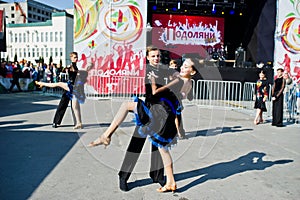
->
xmin=0 ymin=77 xmax=34 ymax=91
xmin=85 ymin=76 xmax=145 ymax=100
xmin=284 ymin=84 xmax=299 ymax=123
xmin=191 ymin=79 xmax=242 ymax=109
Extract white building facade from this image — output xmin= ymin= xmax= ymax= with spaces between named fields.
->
xmin=2 ymin=11 xmax=74 ymax=66
xmin=0 ymin=0 xmax=61 ymax=24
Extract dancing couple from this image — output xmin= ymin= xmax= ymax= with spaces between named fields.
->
xmin=89 ymin=46 xmax=197 ymax=193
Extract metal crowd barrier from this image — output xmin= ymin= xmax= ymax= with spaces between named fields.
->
xmin=284 ymin=84 xmax=299 ymax=123
xmin=43 ymin=77 xmax=243 ymax=109
xmin=85 ymin=76 xmax=145 ymax=100
xmin=42 ymin=76 xmax=299 ymax=122
xmin=191 ymin=79 xmax=242 ymax=109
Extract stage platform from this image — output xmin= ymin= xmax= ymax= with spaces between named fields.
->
xmin=193 ymin=64 xmax=274 ymax=84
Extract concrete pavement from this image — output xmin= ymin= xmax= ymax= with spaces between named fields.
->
xmin=0 ymin=92 xmax=299 ymax=200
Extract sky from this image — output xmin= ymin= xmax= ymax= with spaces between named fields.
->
xmin=4 ymin=0 xmax=74 ymax=10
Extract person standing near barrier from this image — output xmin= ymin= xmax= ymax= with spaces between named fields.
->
xmin=51 ymin=52 xmax=78 ymax=128
xmin=168 ymin=59 xmax=187 ymax=138
xmin=272 ymin=68 xmax=286 ymax=127
xmin=8 ymin=62 xmax=22 ymax=92
xmin=253 ymin=70 xmax=268 ymax=125
xmin=283 ymin=71 xmax=294 ymax=121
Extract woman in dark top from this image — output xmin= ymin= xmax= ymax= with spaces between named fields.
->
xmin=253 ymin=70 xmax=268 ymax=125
xmin=271 ymin=68 xmax=286 ymax=127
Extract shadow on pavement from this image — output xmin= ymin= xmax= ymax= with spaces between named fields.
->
xmin=0 ymin=93 xmax=58 ymax=118
xmin=186 ymin=126 xmax=253 ymax=137
xmin=0 ymin=93 xmax=80 ymax=200
xmin=0 ymin=125 xmax=79 ymax=200
xmin=128 ymin=151 xmax=293 ymax=192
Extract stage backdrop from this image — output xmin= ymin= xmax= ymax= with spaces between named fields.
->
xmin=151 ymin=14 xmax=224 ymax=59
xmin=274 ymin=0 xmax=300 ymax=83
xmin=74 ymin=0 xmax=147 ymax=95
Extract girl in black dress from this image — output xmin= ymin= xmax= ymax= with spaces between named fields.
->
xmin=271 ymin=68 xmax=286 ymax=127
xmin=89 ymin=58 xmax=197 ymax=193
xmin=254 ymin=70 xmax=268 ymax=125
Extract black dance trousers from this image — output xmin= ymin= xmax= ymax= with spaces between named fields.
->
xmin=118 ymin=126 xmax=164 ymax=182
xmin=53 ymin=91 xmax=70 ymax=125
xmin=272 ymin=94 xmax=284 ymax=125
xmin=9 ymin=79 xmax=21 ymax=91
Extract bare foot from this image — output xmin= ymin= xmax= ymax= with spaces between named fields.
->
xmin=35 ymin=81 xmax=43 ymax=88
xmin=253 ymin=120 xmax=259 ymax=125
xmin=73 ymin=124 xmax=83 ymax=129
xmin=88 ymin=135 xmax=111 ymax=148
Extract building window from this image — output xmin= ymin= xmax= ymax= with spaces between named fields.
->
xmin=55 ymin=48 xmax=58 ymax=57
xmin=11 ymin=21 xmax=15 ymax=24
xmin=11 ymin=6 xmax=14 ymax=11
xmin=23 ymin=33 xmax=26 ymax=43
xmin=60 ymin=48 xmax=63 ymax=57
xmin=46 ymin=48 xmax=48 ymax=57
xmin=31 ymin=33 xmax=34 ymax=43
xmin=59 ymin=31 xmax=63 ymax=42
xmin=36 ymin=32 xmax=39 ymax=42
xmin=28 ymin=48 xmax=31 ymax=57
xmin=23 ymin=48 xmax=26 ymax=58
xmin=37 ymin=48 xmax=39 ymax=57
xmin=14 ymin=33 xmax=17 ymax=43
xmin=32 ymin=48 xmax=35 ymax=57
xmin=41 ymin=48 xmax=44 ymax=58
xmin=41 ymin=32 xmax=44 ymax=42
xmin=10 ymin=35 xmax=13 ymax=43
xmin=50 ymin=48 xmax=53 ymax=57
xmin=11 ymin=13 xmax=14 ymax=18
xmin=45 ymin=32 xmax=48 ymax=42
xmin=19 ymin=48 xmax=21 ymax=58
xmin=50 ymin=32 xmax=53 ymax=42
xmin=55 ymin=32 xmax=58 ymax=42
xmin=19 ymin=33 xmax=21 ymax=42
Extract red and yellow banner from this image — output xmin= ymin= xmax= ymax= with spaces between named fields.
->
xmin=274 ymin=0 xmax=300 ymax=83
xmin=74 ymin=0 xmax=147 ymax=94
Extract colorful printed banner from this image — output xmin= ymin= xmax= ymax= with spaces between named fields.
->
xmin=274 ymin=0 xmax=300 ymax=83
xmin=74 ymin=0 xmax=147 ymax=94
xmin=151 ymin=14 xmax=224 ymax=58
